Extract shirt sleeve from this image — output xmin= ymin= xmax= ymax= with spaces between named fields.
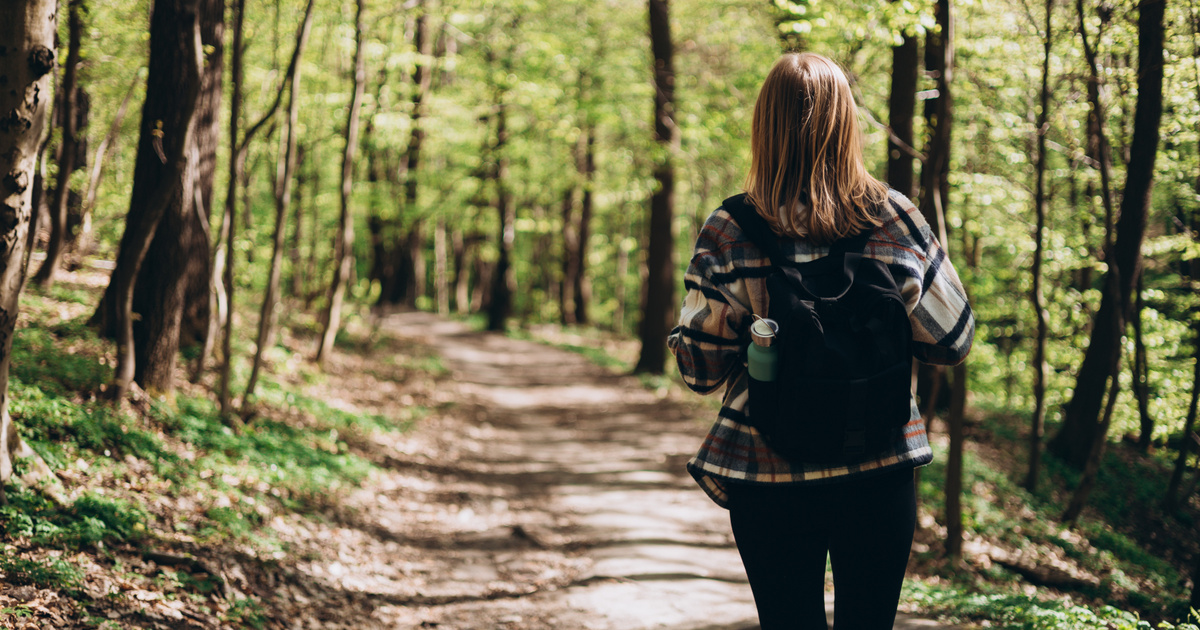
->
xmin=905 ymin=219 xmax=975 ymax=366
xmin=667 ymin=230 xmax=752 ymax=395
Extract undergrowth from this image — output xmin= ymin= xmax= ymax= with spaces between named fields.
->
xmin=0 ymin=284 xmax=428 ymax=621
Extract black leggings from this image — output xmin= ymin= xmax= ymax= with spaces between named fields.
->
xmin=728 ymin=469 xmax=917 ymax=630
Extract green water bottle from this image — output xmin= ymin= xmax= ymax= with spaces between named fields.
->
xmin=747 ymin=318 xmax=779 ymax=382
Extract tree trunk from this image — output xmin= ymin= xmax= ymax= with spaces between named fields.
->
xmin=945 ymin=360 xmax=967 ymax=558
xmin=1133 ymin=271 xmax=1153 ymax=449
xmin=634 ymin=0 xmax=677 ymax=374
xmin=1063 ymin=271 xmax=1124 ymax=523
xmin=245 ymin=0 xmax=315 ymax=403
xmin=886 ymin=23 xmax=918 ymax=199
xmin=288 ymin=143 xmax=306 ymax=298
xmin=1192 ymin=551 xmax=1200 ymax=613
xmin=486 ymin=97 xmax=514 ymax=332
xmin=131 ymin=0 xmax=222 ymax=395
xmin=1050 ymin=0 xmax=1164 ymax=469
xmin=304 ymin=142 xmax=321 ymax=309
xmin=918 ymin=0 xmax=951 ymax=246
xmin=33 ymin=0 xmax=84 ymax=287
xmin=434 ymin=216 xmax=448 ymax=315
xmin=93 ymin=0 xmax=202 ymax=401
xmin=218 ymin=0 xmax=246 ymax=418
xmin=317 ymin=0 xmax=367 ymax=365
xmin=400 ymin=5 xmax=433 ymax=309
xmin=1167 ymin=323 xmax=1200 ymax=512
xmin=914 ymin=0 xmax=954 ymax=412
xmin=1025 ymin=0 xmax=1053 ymax=492
xmin=0 ymin=0 xmax=57 ymax=496
xmin=615 ymin=213 xmax=630 ymax=333
xmin=179 ymin=0 xmax=224 ymax=355
xmin=453 ymin=228 xmax=468 ymax=314
xmin=575 ymin=124 xmax=595 ymax=325
xmin=560 ymin=185 xmax=578 ymax=324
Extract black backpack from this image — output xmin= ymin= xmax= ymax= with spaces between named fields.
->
xmin=723 ymin=194 xmax=914 ymax=465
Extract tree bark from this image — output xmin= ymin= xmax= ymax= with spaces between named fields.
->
xmin=887 ymin=24 xmax=918 ymax=199
xmin=317 ymin=0 xmax=367 ymax=365
xmin=919 ymin=0 xmax=951 ymax=246
xmin=179 ymin=0 xmax=224 ymax=355
xmin=218 ymin=0 xmax=246 ymax=418
xmin=1050 ymin=0 xmax=1165 ymax=469
xmin=485 ymin=94 xmax=514 ymax=332
xmin=1025 ymin=0 xmax=1053 ymax=492
xmin=1192 ymin=551 xmax=1200 ymax=613
xmin=559 ymin=185 xmax=578 ymax=324
xmin=0 ymin=0 xmax=57 ymax=495
xmin=288 ymin=142 xmax=306 ymax=298
xmin=634 ymin=0 xmax=677 ymax=374
xmin=1132 ymin=271 xmax=1153 ymax=449
xmin=399 ymin=5 xmax=433 ymax=309
xmin=914 ymin=0 xmax=954 ymax=412
xmin=1063 ymin=270 xmax=1123 ymax=523
xmin=130 ymin=0 xmax=222 ymax=395
xmin=945 ymin=360 xmax=967 ymax=558
xmin=434 ymin=216 xmax=448 ymax=315
xmin=1167 ymin=323 xmax=1200 ymax=512
xmin=33 ymin=0 xmax=84 ymax=287
xmin=452 ymin=228 xmax=468 ymax=314
xmin=246 ymin=0 xmax=316 ymax=403
xmin=575 ymin=124 xmax=595 ymax=325
xmin=100 ymin=0 xmax=203 ymax=400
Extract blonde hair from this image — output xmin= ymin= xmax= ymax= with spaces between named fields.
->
xmin=744 ymin=53 xmax=889 ymax=244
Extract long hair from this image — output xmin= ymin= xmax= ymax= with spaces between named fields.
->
xmin=743 ymin=53 xmax=889 ymax=244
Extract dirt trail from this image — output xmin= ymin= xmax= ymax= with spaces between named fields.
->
xmin=290 ymin=311 xmax=955 ymax=629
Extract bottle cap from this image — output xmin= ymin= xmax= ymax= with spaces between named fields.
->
xmin=750 ymin=318 xmax=778 ymax=347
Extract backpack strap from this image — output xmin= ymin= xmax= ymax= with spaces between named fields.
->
xmin=721 ymin=194 xmax=793 ymax=269
xmin=721 ymin=193 xmax=873 ymax=299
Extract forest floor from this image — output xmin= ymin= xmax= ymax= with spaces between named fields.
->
xmin=3 ymin=263 xmax=1195 ymax=629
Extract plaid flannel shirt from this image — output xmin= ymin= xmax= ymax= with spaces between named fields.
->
xmin=667 ymin=190 xmax=974 ymax=508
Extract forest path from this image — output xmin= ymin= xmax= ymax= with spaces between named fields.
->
xmin=319 ymin=311 xmax=954 ymax=629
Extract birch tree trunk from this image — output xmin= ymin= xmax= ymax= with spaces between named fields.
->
xmin=0 ymin=0 xmax=57 ymax=495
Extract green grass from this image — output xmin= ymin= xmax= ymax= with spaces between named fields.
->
xmin=0 ymin=311 xmax=425 ymax=594
xmin=904 ymin=580 xmax=1200 ymax=630
xmin=0 ymin=555 xmax=84 ymax=590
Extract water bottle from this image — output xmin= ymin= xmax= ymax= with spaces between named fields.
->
xmin=747 ymin=318 xmax=779 ymax=382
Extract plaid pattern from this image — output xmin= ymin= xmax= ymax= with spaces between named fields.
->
xmin=667 ymin=190 xmax=975 ymax=508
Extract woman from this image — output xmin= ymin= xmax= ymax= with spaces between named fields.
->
xmin=667 ymin=53 xmax=974 ymax=629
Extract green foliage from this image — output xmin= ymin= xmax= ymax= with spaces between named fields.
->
xmin=915 ymin=430 xmax=1190 ymax=619
xmin=0 ymin=490 xmax=146 ymax=550
xmin=906 ymin=581 xmax=1200 ymax=630
xmin=0 ymin=556 xmax=83 ymax=590
xmin=10 ymin=319 xmax=108 ymax=396
xmin=223 ymin=597 xmax=268 ymax=629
